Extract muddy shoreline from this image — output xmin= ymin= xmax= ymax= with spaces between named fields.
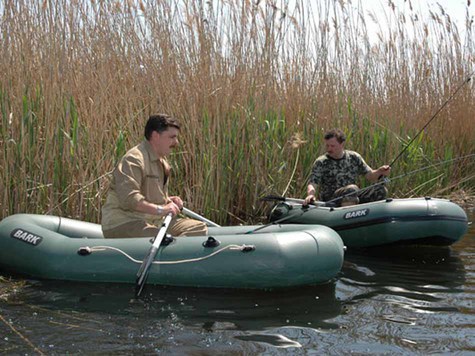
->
xmin=446 ymin=192 xmax=475 ymax=210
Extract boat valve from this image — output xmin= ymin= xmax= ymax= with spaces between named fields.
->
xmin=203 ymin=236 xmax=220 ymax=248
xmin=77 ymin=246 xmax=92 ymax=256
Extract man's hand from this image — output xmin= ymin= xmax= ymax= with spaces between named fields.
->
xmin=304 ymin=194 xmax=316 ymax=206
xmin=366 ymin=165 xmax=391 ymax=182
xmin=168 ymin=196 xmax=184 ymax=210
xmin=305 ymin=184 xmax=317 ymax=205
xmin=164 ymin=201 xmax=181 ymax=216
xmin=377 ymin=165 xmax=391 ymax=177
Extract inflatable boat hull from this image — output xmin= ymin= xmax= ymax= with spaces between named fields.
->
xmin=269 ymin=197 xmax=468 ymax=248
xmin=0 ymin=214 xmax=345 ymax=289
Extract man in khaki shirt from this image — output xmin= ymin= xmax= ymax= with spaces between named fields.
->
xmin=101 ymin=114 xmax=208 ymax=238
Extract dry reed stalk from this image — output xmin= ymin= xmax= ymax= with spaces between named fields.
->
xmin=0 ymin=0 xmax=473 ymax=223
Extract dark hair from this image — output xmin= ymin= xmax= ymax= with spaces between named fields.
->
xmin=144 ymin=114 xmax=181 ymax=140
xmin=324 ymin=129 xmax=346 ymax=143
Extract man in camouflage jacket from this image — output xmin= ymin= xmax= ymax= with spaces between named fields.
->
xmin=304 ymin=129 xmax=391 ymax=207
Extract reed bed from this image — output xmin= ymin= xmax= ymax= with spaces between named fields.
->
xmin=0 ymin=0 xmax=474 ymax=224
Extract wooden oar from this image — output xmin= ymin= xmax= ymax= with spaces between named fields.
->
xmin=135 ymin=213 xmax=173 ymax=297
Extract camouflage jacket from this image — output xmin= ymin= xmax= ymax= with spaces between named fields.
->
xmin=309 ymin=150 xmax=371 ymax=201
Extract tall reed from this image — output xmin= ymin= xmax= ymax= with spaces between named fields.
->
xmin=0 ymin=0 xmax=474 ymax=224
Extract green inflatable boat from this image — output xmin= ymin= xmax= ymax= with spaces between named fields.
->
xmin=268 ymin=197 xmax=468 ymax=248
xmin=0 ymin=214 xmax=345 ymax=289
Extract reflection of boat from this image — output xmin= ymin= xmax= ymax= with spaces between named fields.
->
xmin=269 ymin=197 xmax=468 ymax=248
xmin=342 ymin=245 xmax=466 ymax=291
xmin=0 ymin=214 xmax=344 ymax=289
xmin=336 ymin=245 xmax=467 ymax=332
xmin=9 ymin=280 xmax=341 ymax=331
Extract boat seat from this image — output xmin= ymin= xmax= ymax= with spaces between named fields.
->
xmin=57 ymin=216 xmax=105 ymax=239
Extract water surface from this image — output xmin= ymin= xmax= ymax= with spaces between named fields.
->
xmin=1 ymin=211 xmax=473 ymax=354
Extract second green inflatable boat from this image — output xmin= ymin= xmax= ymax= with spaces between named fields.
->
xmin=268 ymin=197 xmax=468 ymax=248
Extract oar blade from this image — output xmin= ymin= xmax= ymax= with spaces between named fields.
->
xmin=135 ymin=245 xmax=158 ymax=297
xmin=135 ymin=270 xmax=148 ymax=297
xmin=134 ymin=213 xmax=173 ymax=298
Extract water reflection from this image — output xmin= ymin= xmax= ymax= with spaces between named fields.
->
xmin=0 ymin=212 xmax=472 ymax=354
xmin=3 ymin=278 xmax=341 ymax=331
xmin=335 ymin=244 xmax=468 ymax=341
xmin=342 ymin=245 xmax=465 ymax=293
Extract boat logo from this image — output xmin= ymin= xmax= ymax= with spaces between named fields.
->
xmin=10 ymin=228 xmax=43 ymax=246
xmin=344 ymin=208 xmax=369 ymax=220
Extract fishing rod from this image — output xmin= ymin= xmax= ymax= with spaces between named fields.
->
xmin=384 ymin=153 xmax=475 ymax=183
xmin=260 ymin=153 xmax=475 ymax=208
xmin=290 ymin=72 xmax=474 ymax=210
xmin=334 ymin=153 xmax=475 ymax=205
xmin=251 ymin=154 xmax=474 ymax=234
xmin=389 ymin=73 xmax=473 ymax=168
xmin=323 ymin=153 xmax=474 ymax=205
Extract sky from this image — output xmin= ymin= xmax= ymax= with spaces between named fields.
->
xmin=358 ymin=0 xmax=473 ymax=42
xmin=363 ymin=0 xmax=470 ymax=20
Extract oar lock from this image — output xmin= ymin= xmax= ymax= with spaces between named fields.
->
xmin=148 ymin=234 xmax=174 ymax=246
xmin=269 ymin=202 xmax=293 ymax=220
xmin=161 ymin=234 xmax=174 ymax=246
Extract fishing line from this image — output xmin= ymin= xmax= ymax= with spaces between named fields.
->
xmin=386 ymin=153 xmax=475 ymax=182
xmin=389 ymin=73 xmax=474 ymax=168
xmin=251 ymin=154 xmax=474 ymax=233
xmin=300 ymin=72 xmax=474 ymax=206
xmin=325 ymin=153 xmax=475 ymax=205
xmin=262 ymin=153 xmax=475 ymax=207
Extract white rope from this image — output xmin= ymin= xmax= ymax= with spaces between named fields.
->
xmin=81 ymin=244 xmax=254 ymax=265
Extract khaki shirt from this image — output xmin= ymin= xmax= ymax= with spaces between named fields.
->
xmin=101 ymin=140 xmax=170 ymax=230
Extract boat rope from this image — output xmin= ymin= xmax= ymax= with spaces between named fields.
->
xmin=78 ymin=244 xmax=255 ymax=265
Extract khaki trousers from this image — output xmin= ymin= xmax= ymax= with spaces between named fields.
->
xmin=102 ymin=217 xmax=208 ymax=238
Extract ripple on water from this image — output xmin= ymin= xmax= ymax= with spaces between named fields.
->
xmin=1 ymin=213 xmax=473 ymax=354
